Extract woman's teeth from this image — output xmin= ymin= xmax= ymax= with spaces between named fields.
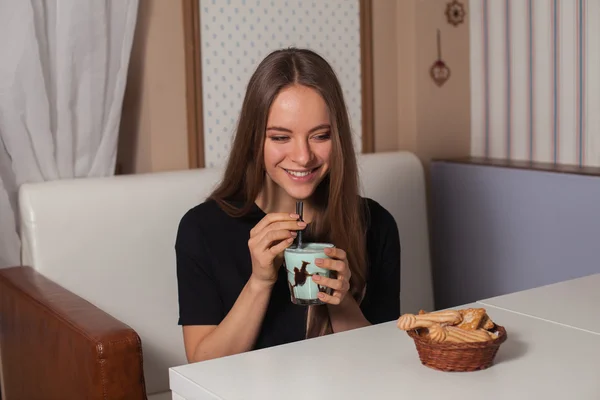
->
xmin=287 ymin=169 xmax=312 ymax=177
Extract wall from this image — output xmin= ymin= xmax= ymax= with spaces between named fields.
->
xmin=430 ymin=160 xmax=600 ymax=308
xmin=470 ymin=0 xmax=600 ymax=167
xmin=371 ymin=0 xmax=400 ymax=152
xmin=373 ymin=0 xmax=471 ymax=169
xmin=414 ymin=0 xmax=471 ymax=169
xmin=117 ymin=0 xmax=473 ymax=174
xmin=199 ymin=0 xmax=364 ymax=167
xmin=117 ymin=0 xmax=189 ymax=174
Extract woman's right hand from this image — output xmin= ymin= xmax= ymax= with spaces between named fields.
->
xmin=247 ymin=213 xmax=307 ymax=287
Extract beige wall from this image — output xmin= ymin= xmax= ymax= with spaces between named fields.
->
xmin=415 ymin=0 xmax=471 ymax=167
xmin=372 ymin=0 xmax=401 ymax=152
xmin=372 ymin=0 xmax=471 ymax=168
xmin=118 ymin=0 xmax=471 ymax=174
xmin=117 ymin=0 xmax=189 ymax=174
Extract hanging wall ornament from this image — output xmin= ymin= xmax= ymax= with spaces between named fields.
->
xmin=430 ymin=29 xmax=451 ymax=87
xmin=445 ymin=0 xmax=466 ymax=27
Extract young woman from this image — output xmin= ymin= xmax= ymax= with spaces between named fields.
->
xmin=175 ymin=48 xmax=400 ymax=363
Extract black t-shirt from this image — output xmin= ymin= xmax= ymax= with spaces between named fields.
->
xmin=175 ymin=197 xmax=401 ymax=350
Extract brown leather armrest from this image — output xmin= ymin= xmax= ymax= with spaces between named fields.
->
xmin=0 ymin=266 xmax=146 ymax=400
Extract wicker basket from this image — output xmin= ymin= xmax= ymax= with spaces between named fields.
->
xmin=407 ymin=325 xmax=508 ymax=372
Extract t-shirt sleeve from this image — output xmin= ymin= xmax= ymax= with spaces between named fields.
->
xmin=360 ymin=200 xmax=401 ymax=324
xmin=175 ymin=209 xmax=224 ymax=326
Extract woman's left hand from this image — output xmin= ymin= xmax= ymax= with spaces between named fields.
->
xmin=312 ymin=247 xmax=351 ymax=305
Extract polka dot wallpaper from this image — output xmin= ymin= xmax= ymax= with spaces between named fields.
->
xmin=199 ymin=0 xmax=362 ymax=167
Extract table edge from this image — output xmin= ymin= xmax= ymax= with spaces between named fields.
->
xmin=476 ymin=301 xmax=600 ymax=336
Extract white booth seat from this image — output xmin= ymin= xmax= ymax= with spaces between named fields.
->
xmin=9 ymin=151 xmax=433 ymax=399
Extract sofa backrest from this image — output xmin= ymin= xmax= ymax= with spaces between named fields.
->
xmin=18 ymin=150 xmax=433 ymax=396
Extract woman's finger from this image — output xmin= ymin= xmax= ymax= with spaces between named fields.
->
xmin=324 ymin=246 xmax=347 ymax=261
xmin=254 ymin=220 xmax=306 ymax=245
xmin=250 ymin=213 xmax=299 ymax=238
xmin=315 ymin=258 xmax=346 ymax=272
xmin=269 ymin=236 xmax=296 ymax=255
xmin=311 ymin=274 xmax=344 ymax=291
xmin=317 ymin=291 xmax=341 ymax=305
xmin=268 ymin=220 xmax=307 ymax=234
xmin=257 ymin=229 xmax=296 ymax=251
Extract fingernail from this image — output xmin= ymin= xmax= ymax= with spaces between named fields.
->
xmin=315 ymin=258 xmax=323 ymax=265
xmin=312 ymin=274 xmax=321 ymax=281
xmin=290 ymin=213 xmax=299 ymax=218
xmin=287 ymin=237 xmax=294 ymax=243
xmin=297 ymin=221 xmax=307 ymax=227
xmin=290 ymin=231 xmax=298 ymax=236
xmin=318 ymin=292 xmax=325 ymax=299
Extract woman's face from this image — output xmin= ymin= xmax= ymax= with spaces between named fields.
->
xmin=263 ymin=84 xmax=332 ymax=201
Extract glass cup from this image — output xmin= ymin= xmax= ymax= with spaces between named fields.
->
xmin=283 ymin=243 xmax=334 ymax=305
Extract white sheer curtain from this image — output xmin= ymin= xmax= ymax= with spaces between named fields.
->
xmin=0 ymin=0 xmax=139 ymax=267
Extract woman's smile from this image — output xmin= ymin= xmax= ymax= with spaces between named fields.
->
xmin=283 ymin=167 xmax=321 ymax=182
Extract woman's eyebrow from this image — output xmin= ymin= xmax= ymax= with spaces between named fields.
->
xmin=266 ymin=126 xmax=293 ymax=133
xmin=308 ymin=124 xmax=331 ymax=132
xmin=266 ymin=124 xmax=331 ymax=133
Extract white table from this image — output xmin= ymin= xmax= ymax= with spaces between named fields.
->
xmin=478 ymin=273 xmax=600 ymax=335
xmin=169 ymin=302 xmax=600 ymax=399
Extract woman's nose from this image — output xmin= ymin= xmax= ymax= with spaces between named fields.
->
xmin=291 ymin=140 xmax=313 ymax=166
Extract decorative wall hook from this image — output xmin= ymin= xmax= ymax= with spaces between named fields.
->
xmin=445 ymin=0 xmax=466 ymax=27
xmin=430 ymin=29 xmax=451 ymax=87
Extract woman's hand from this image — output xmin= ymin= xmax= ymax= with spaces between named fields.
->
xmin=312 ymin=247 xmax=351 ymax=305
xmin=248 ymin=213 xmax=306 ymax=287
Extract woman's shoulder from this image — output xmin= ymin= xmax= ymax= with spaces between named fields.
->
xmin=177 ymin=198 xmax=259 ymax=240
xmin=179 ymin=198 xmax=227 ymax=227
xmin=176 ymin=199 xmax=237 ymax=241
xmin=360 ymin=197 xmax=397 ymax=229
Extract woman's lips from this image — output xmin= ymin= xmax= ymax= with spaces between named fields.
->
xmin=283 ymin=167 xmax=319 ymax=182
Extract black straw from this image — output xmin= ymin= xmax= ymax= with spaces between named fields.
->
xmin=295 ymin=201 xmax=304 ymax=248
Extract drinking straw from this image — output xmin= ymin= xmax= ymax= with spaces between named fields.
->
xmin=295 ymin=201 xmax=304 ymax=248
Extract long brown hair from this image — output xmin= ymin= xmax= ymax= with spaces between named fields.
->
xmin=209 ymin=48 xmax=367 ymax=338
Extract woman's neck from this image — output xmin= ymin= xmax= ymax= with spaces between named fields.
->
xmin=255 ymin=177 xmax=314 ymax=222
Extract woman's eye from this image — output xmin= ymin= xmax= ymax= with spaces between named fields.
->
xmin=313 ymin=132 xmax=331 ymax=141
xmin=269 ymin=136 xmax=289 ymax=142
